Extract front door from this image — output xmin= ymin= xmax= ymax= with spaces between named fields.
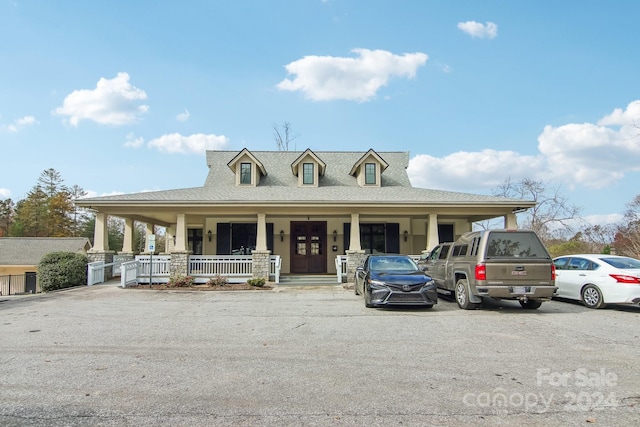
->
xmin=290 ymin=221 xmax=327 ymax=274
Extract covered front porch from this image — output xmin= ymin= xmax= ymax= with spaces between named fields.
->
xmin=85 ymin=206 xmax=522 ymax=286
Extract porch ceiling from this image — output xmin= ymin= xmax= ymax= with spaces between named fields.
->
xmin=84 ymin=201 xmax=533 ymax=227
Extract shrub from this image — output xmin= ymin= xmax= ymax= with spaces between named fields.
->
xmin=39 ymin=252 xmax=88 ymax=292
xmin=206 ymin=275 xmax=228 ymax=287
xmin=247 ymin=278 xmax=266 ymax=287
xmin=167 ymin=275 xmax=194 ymax=288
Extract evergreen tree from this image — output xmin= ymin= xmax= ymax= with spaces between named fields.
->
xmin=0 ymin=198 xmax=15 ymax=237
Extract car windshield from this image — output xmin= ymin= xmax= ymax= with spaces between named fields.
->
xmin=370 ymin=257 xmax=418 ymax=272
xmin=600 ymin=257 xmax=640 ymax=269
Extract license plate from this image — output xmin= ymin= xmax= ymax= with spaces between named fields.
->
xmin=512 ymin=287 xmax=527 ymax=294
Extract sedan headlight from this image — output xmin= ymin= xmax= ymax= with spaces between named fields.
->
xmin=369 ymin=279 xmax=387 ymax=288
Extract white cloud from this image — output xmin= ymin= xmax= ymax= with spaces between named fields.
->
xmin=54 ymin=72 xmax=149 ymax=126
xmin=0 ymin=188 xmax=11 ymax=198
xmin=457 ymin=21 xmax=498 ymax=39
xmin=176 ymin=109 xmax=190 ymax=122
xmin=597 ymin=100 xmax=640 ymax=126
xmin=2 ymin=115 xmax=38 ymax=132
xmin=123 ymin=132 xmax=144 ymax=148
xmin=277 ymin=48 xmax=428 ymax=101
xmin=147 ymin=133 xmax=229 ymax=154
xmin=408 ymin=149 xmax=545 ymax=191
xmin=408 ymin=100 xmax=640 ymax=193
xmin=538 ymin=102 xmax=640 ymax=189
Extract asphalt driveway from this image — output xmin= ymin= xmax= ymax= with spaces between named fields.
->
xmin=1 ymin=283 xmax=639 ymax=426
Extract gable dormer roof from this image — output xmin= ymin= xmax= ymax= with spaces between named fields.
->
xmin=290 ymin=148 xmax=326 ymax=177
xmin=349 ymin=148 xmax=389 ymax=176
xmin=226 ymin=148 xmax=267 ymax=176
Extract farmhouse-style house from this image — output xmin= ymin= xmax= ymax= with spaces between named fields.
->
xmin=76 ymin=149 xmax=534 ymax=282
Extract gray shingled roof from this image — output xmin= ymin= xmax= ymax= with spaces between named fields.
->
xmin=0 ymin=238 xmax=91 ymax=266
xmin=77 ymin=150 xmax=528 ymax=206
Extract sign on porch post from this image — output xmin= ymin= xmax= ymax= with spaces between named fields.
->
xmin=147 ymin=235 xmax=156 ymax=286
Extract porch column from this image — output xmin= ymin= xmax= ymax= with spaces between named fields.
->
xmin=92 ymin=212 xmax=109 ymax=251
xmin=346 ymin=213 xmax=365 ymax=285
xmin=252 ymin=212 xmax=271 ymax=280
xmin=144 ymin=223 xmax=155 ymax=254
xmin=170 ymin=214 xmax=190 ymax=278
xmin=349 ymin=213 xmax=361 ymax=251
xmin=174 ymin=214 xmax=187 ymax=251
xmin=256 ymin=212 xmax=267 ymax=251
xmin=504 ymin=213 xmax=518 ymax=230
xmin=166 ymin=224 xmax=176 ymax=253
xmin=121 ymin=218 xmax=134 ymax=254
xmin=88 ymin=212 xmax=114 ymax=279
xmin=427 ymin=213 xmax=439 ymax=251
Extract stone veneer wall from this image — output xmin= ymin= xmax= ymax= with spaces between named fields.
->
xmin=346 ymin=250 xmax=366 ymax=283
xmin=252 ymin=250 xmax=271 ymax=280
xmin=169 ymin=251 xmax=191 ymax=278
xmin=87 ymin=250 xmax=115 ymax=280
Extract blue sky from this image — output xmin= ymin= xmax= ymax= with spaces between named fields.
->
xmin=1 ymin=0 xmax=639 ymax=227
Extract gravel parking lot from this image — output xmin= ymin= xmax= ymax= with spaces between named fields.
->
xmin=1 ymin=282 xmax=639 ymax=426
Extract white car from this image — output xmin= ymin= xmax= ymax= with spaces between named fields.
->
xmin=553 ymin=254 xmax=640 ymax=309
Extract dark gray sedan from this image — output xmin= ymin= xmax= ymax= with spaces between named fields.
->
xmin=354 ymin=254 xmax=438 ymax=308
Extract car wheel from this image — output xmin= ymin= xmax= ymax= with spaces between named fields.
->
xmin=423 ymin=305 xmax=434 ymax=309
xmin=519 ymin=299 xmax=542 ymax=309
xmin=455 ymin=279 xmax=478 ymax=310
xmin=582 ymin=285 xmax=606 ymax=309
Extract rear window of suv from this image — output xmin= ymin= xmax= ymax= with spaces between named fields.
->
xmin=485 ymin=232 xmax=549 ymax=259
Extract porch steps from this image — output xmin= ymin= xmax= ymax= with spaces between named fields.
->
xmin=277 ymin=275 xmax=340 ymax=286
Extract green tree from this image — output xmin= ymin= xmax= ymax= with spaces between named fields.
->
xmin=12 ymin=186 xmax=49 ymax=236
xmin=10 ymin=169 xmax=80 ymax=237
xmin=69 ymin=184 xmax=89 ymax=237
xmin=0 ymin=198 xmax=14 ymax=237
xmin=38 ymin=168 xmax=68 ymax=198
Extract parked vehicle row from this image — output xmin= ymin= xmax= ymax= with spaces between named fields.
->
xmin=354 ymin=229 xmax=640 ymax=311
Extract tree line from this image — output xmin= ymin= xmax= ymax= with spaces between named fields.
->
xmin=0 ymin=168 xmax=160 ymax=252
xmin=1 ymin=169 xmax=639 ymax=259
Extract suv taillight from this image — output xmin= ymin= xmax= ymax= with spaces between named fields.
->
xmin=475 ymin=263 xmax=486 ymax=281
xmin=551 ymin=264 xmax=556 ymax=280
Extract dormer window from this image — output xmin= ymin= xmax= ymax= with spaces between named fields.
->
xmin=227 ymin=149 xmax=267 ymax=187
xmin=240 ymin=162 xmax=252 ymax=184
xmin=303 ymin=163 xmax=314 ymax=185
xmin=349 ymin=149 xmax=389 ymax=187
xmin=291 ymin=149 xmax=326 ymax=187
xmin=365 ymin=163 xmax=376 ymax=185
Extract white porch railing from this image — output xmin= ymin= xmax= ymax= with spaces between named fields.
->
xmin=270 ymin=255 xmax=281 ymax=284
xmin=87 ymin=261 xmax=105 ymax=286
xmin=87 ymin=258 xmax=131 ymax=286
xmin=135 ymin=255 xmax=171 ymax=283
xmin=188 ymin=255 xmax=282 ymax=284
xmin=189 ymin=255 xmax=252 ymax=283
xmin=120 ymin=261 xmax=139 ymax=288
xmin=335 ymin=255 xmax=347 ymax=283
